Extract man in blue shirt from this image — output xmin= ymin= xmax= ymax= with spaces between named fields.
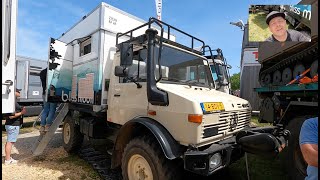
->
xmin=299 ymin=117 xmax=318 ymax=180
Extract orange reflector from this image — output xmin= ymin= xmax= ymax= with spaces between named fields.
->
xmin=188 ymin=114 xmax=203 ymax=123
xmin=148 ymin=110 xmax=157 ymax=116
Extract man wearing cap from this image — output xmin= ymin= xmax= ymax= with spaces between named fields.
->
xmin=265 ymin=11 xmax=311 ymax=42
xmin=3 ymin=88 xmax=26 ymax=165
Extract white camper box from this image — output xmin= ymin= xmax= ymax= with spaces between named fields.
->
xmin=47 ymin=2 xmax=174 ymax=112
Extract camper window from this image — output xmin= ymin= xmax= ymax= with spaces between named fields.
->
xmin=80 ymin=38 xmax=91 ymax=56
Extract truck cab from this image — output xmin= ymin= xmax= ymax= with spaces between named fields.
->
xmin=205 ymin=49 xmax=232 ymax=94
xmin=107 ymin=18 xmax=252 ymax=177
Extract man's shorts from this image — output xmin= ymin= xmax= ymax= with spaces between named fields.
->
xmin=5 ymin=125 xmax=20 ymax=142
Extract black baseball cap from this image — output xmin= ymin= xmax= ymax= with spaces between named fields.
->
xmin=266 ymin=11 xmax=285 ymax=25
xmin=16 ymin=88 xmax=22 ymax=92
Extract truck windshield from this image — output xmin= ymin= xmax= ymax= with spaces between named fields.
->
xmin=154 ymin=43 xmax=214 ymax=87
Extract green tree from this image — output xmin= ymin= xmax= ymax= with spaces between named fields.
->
xmin=230 ymin=72 xmax=240 ymax=90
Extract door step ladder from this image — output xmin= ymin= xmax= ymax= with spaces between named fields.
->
xmin=32 ymin=103 xmax=69 ymax=156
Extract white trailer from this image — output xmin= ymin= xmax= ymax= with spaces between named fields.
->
xmin=2 ymin=0 xmax=18 ymax=114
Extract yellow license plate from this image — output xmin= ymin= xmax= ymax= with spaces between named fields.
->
xmin=203 ymin=102 xmax=225 ymax=112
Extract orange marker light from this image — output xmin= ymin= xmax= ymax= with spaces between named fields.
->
xmin=148 ymin=110 xmax=157 ymax=116
xmin=188 ymin=114 xmax=203 ymax=123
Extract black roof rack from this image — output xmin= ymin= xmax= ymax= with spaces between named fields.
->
xmin=116 ymin=17 xmax=205 ymax=55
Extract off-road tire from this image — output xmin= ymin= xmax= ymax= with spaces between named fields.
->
xmin=121 ymin=136 xmax=180 ymax=180
xmin=62 ymin=115 xmax=83 ymax=153
xmin=282 ymin=116 xmax=310 ymax=180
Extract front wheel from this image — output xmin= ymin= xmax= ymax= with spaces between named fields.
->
xmin=283 ymin=117 xmax=309 ymax=180
xmin=121 ymin=136 xmax=179 ymax=180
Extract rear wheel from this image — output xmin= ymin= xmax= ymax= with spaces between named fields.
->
xmin=282 ymin=117 xmax=308 ymax=180
xmin=62 ymin=115 xmax=83 ymax=153
xmin=121 ymin=136 xmax=179 ymax=180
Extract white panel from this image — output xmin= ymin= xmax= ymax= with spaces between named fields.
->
xmin=2 ymin=0 xmax=17 ymax=114
xmin=47 ymin=38 xmax=73 ymax=103
xmin=59 ymin=7 xmax=101 ymax=43
xmin=241 ymin=48 xmax=259 ymax=67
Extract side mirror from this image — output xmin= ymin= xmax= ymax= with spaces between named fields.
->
xmin=227 ymin=65 xmax=232 ymax=69
xmin=115 ymin=66 xmax=128 ymax=77
xmin=120 ymin=42 xmax=133 ymax=66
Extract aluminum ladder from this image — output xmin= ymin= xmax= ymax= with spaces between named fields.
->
xmin=32 ymin=103 xmax=69 ymax=156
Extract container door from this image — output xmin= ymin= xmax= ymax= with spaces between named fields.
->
xmin=46 ymin=38 xmax=73 ymax=103
xmin=2 ymin=0 xmax=17 ymax=114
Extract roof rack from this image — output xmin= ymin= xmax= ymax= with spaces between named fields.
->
xmin=116 ymin=17 xmax=205 ymax=55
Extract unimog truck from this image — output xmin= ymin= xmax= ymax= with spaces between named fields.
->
xmin=40 ymin=3 xmax=291 ymax=179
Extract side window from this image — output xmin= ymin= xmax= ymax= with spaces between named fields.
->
xmin=121 ymin=49 xmax=147 ymax=83
xmin=80 ymin=38 xmax=91 ymax=56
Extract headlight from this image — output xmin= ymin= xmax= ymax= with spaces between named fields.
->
xmin=209 ymin=153 xmax=222 ymax=171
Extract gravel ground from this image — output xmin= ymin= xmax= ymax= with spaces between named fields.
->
xmin=2 ymin=128 xmax=100 ymax=180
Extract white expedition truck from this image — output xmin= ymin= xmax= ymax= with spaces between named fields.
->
xmin=2 ymin=0 xmax=18 ymax=114
xmin=44 ymin=2 xmax=290 ymax=179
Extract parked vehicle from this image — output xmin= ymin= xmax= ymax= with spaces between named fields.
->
xmin=16 ymin=56 xmax=47 ymax=116
xmin=41 ymin=3 xmax=290 ymax=179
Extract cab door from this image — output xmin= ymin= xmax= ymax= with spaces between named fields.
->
xmin=108 ymin=49 xmax=148 ymax=125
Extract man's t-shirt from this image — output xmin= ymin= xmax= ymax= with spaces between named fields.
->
xmin=5 ymin=102 xmax=23 ymax=126
xmin=299 ymin=117 xmax=318 ymax=180
xmin=265 ymin=29 xmax=311 ymax=42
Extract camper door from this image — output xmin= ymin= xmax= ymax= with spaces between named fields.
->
xmin=46 ymin=38 xmax=73 ymax=103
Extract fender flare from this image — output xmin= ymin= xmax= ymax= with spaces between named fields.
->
xmin=111 ymin=117 xmax=183 ymax=168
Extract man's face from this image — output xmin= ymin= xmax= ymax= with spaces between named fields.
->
xmin=268 ymin=16 xmax=287 ymax=38
xmin=15 ymin=91 xmax=20 ymax=98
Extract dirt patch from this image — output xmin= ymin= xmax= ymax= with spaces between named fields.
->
xmin=2 ymin=128 xmax=99 ymax=180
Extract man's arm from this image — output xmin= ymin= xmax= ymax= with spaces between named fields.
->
xmin=8 ymin=107 xmax=26 ymax=119
xmin=300 ymin=144 xmax=318 ymax=167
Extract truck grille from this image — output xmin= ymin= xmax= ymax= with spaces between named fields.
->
xmin=202 ymin=110 xmax=251 ymax=139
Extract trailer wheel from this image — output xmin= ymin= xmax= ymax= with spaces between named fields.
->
xmin=283 ymin=117 xmax=308 ymax=180
xmin=62 ymin=115 xmax=83 ymax=153
xmin=121 ymin=136 xmax=178 ymax=180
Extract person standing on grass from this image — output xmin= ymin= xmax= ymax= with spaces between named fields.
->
xmin=299 ymin=117 xmax=318 ymax=180
xmin=39 ymin=68 xmax=57 ymax=133
xmin=4 ymin=88 xmax=26 ymax=165
xmin=265 ymin=11 xmax=311 ymax=42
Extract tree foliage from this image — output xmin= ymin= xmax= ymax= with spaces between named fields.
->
xmin=230 ymin=73 xmax=240 ymax=90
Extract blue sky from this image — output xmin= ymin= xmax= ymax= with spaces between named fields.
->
xmin=17 ymin=0 xmax=299 ymax=75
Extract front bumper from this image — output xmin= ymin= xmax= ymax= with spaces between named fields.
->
xmin=184 ymin=137 xmax=241 ymax=176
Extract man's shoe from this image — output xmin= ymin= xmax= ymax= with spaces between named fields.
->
xmin=39 ymin=126 xmax=45 ymax=133
xmin=44 ymin=125 xmax=51 ymax=132
xmin=4 ymin=157 xmax=18 ymax=165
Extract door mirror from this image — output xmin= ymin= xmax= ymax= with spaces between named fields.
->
xmin=120 ymin=42 xmax=133 ymax=66
xmin=227 ymin=65 xmax=232 ymax=69
xmin=115 ymin=66 xmax=128 ymax=77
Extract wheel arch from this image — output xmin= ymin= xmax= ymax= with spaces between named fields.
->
xmin=111 ymin=117 xmax=184 ymax=169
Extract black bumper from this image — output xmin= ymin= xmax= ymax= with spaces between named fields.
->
xmin=184 ymin=137 xmax=241 ymax=176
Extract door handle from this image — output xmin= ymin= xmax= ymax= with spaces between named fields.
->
xmin=114 ymin=94 xmax=120 ymax=97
